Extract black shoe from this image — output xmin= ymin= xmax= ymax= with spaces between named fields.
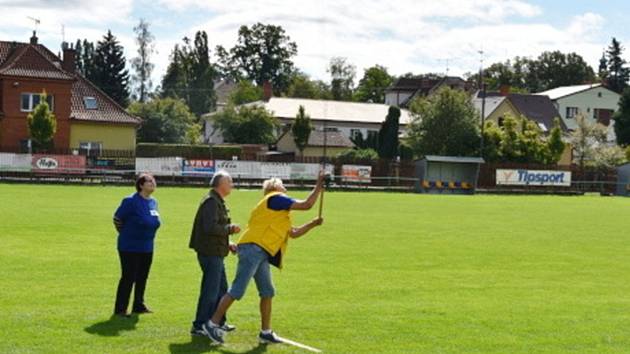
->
xmin=132 ymin=305 xmax=153 ymax=314
xmin=190 ymin=326 xmax=205 ymax=336
xmin=113 ymin=311 xmax=130 ymax=318
xmin=221 ymin=323 xmax=236 ymax=332
xmin=259 ymin=331 xmax=283 ymax=344
xmin=202 ymin=322 xmax=225 ymax=344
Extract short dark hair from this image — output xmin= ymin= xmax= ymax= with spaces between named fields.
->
xmin=136 ymin=173 xmax=154 ymax=192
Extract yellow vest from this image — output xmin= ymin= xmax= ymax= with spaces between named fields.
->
xmin=238 ymin=192 xmax=292 ymax=268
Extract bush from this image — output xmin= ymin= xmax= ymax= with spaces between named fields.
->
xmin=136 ymin=143 xmax=243 ymax=159
xmin=337 ymin=148 xmax=379 ymax=163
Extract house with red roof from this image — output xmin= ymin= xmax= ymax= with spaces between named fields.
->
xmin=0 ymin=32 xmax=139 ymax=154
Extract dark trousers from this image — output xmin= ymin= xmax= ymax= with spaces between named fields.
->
xmin=114 ymin=251 xmax=153 ymax=313
xmin=193 ymin=254 xmax=227 ymax=328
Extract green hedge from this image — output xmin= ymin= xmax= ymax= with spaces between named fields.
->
xmin=136 ymin=143 xmax=242 ymax=159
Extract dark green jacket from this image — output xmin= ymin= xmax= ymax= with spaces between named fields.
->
xmin=189 ymin=190 xmax=231 ymax=257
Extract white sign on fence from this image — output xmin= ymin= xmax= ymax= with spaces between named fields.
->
xmin=215 ymin=160 xmax=332 ymax=180
xmin=341 ymin=165 xmax=372 ymax=183
xmin=290 ymin=163 xmax=334 ymax=180
xmin=0 ymin=153 xmax=32 ymax=171
xmin=136 ymin=157 xmax=183 ymax=176
xmin=496 ymin=169 xmax=572 ymax=187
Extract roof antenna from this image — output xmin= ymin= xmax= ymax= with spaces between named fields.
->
xmin=27 ymin=16 xmax=41 ymax=33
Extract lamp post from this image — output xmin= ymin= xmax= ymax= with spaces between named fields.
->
xmin=478 ymin=50 xmax=486 ymax=157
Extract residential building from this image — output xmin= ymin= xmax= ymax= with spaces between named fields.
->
xmin=203 ymin=97 xmax=413 ymax=147
xmin=0 ymin=32 xmax=139 ymax=153
xmin=536 ymin=84 xmax=620 ymax=141
xmin=472 ymin=91 xmax=572 ymax=165
xmin=276 ymin=129 xmax=354 ymax=157
xmin=385 ymin=76 xmax=467 ymax=107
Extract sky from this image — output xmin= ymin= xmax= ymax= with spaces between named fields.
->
xmin=1 ymin=0 xmax=629 ymax=89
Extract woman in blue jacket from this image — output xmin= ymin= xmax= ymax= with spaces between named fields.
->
xmin=112 ymin=173 xmax=161 ymax=316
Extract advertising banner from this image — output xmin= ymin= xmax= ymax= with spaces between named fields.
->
xmin=341 ymin=165 xmax=372 ymax=183
xmin=32 ymin=154 xmax=86 ymax=174
xmin=214 ymin=160 xmax=261 ymax=178
xmin=0 ymin=153 xmax=32 ymax=171
xmin=183 ymin=159 xmax=215 ymax=176
xmin=496 ymin=169 xmax=571 ymax=187
xmin=136 ymin=157 xmax=183 ymax=176
xmin=290 ymin=163 xmax=334 ymax=180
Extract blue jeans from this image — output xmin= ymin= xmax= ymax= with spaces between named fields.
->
xmin=228 ymin=243 xmax=275 ymax=300
xmin=193 ymin=254 xmax=227 ymax=328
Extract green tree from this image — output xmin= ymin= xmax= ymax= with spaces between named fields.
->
xmin=350 ymin=131 xmax=378 ymax=150
xmin=93 ymin=30 xmax=130 ymax=107
xmin=131 ymin=19 xmax=156 ymax=102
xmin=216 ymin=23 xmax=297 ymax=93
xmin=467 ymin=52 xmax=595 ymax=92
xmin=481 ymin=121 xmax=503 ymax=162
xmin=328 ymin=57 xmax=356 ymax=101
xmin=161 ymin=32 xmax=216 ymax=116
xmin=189 ymin=31 xmax=216 ymax=116
xmin=377 ymin=106 xmax=400 ymax=159
xmin=129 ymin=98 xmax=199 ymax=143
xmin=605 ymin=38 xmax=630 ymax=94
xmin=211 ymin=104 xmax=278 ymax=144
xmin=546 ymin=118 xmax=566 ymax=164
xmin=287 ymin=72 xmax=331 ymax=99
xmin=229 ymin=80 xmax=263 ymax=105
xmin=75 ymin=39 xmax=96 ymax=80
xmin=354 ymin=65 xmax=393 ymax=103
xmin=407 ymin=87 xmax=480 ymax=157
xmin=292 ymin=105 xmax=313 ymax=155
xmin=27 ymin=93 xmax=56 ymax=151
xmin=614 ymin=87 xmax=630 ymax=145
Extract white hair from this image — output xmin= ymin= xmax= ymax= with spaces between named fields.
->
xmin=262 ymin=178 xmax=284 ymax=195
xmin=210 ymin=170 xmax=232 ymax=188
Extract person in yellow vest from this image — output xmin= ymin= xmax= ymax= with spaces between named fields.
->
xmin=202 ymin=172 xmax=325 ymax=344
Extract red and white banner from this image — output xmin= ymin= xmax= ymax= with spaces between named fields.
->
xmin=32 ymin=154 xmax=86 ymax=174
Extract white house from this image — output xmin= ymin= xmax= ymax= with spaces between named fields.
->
xmin=536 ymin=84 xmax=620 ymax=141
xmin=203 ymin=97 xmax=413 ymax=145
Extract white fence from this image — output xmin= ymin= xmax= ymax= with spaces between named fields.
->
xmin=0 ymin=153 xmax=346 ymax=181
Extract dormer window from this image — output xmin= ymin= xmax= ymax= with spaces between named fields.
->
xmin=83 ymin=96 xmax=97 ymax=110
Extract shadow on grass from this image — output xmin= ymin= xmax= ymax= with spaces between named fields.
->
xmin=84 ymin=314 xmax=139 ymax=337
xmin=168 ymin=336 xmax=268 ymax=354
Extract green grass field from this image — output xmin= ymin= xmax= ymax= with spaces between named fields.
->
xmin=1 ymin=183 xmax=630 ymax=353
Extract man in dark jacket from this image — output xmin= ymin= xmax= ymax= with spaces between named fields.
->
xmin=189 ymin=170 xmax=241 ymax=335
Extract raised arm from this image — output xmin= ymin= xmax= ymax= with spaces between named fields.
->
xmin=290 ymin=172 xmax=325 ymax=211
xmin=290 ymin=217 xmax=324 ymax=238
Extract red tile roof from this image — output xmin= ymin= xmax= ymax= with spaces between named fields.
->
xmin=0 ymin=42 xmax=73 ymax=80
xmin=70 ymin=74 xmax=140 ymax=125
xmin=0 ymin=39 xmax=139 ymax=126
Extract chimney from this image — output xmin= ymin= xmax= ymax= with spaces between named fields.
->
xmin=262 ymin=80 xmax=273 ymax=101
xmin=499 ymin=85 xmax=510 ymax=96
xmin=30 ymin=31 xmax=38 ymax=45
xmin=62 ymin=42 xmax=76 ymax=73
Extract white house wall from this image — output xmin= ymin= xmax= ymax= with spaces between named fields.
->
xmin=553 ymin=86 xmax=620 ymax=135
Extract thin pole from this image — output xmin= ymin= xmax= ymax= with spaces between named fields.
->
xmin=318 ymin=119 xmax=328 ymax=218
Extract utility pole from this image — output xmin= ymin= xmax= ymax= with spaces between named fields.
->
xmin=478 ymin=49 xmax=486 ymax=157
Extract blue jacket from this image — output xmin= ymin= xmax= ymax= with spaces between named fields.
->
xmin=114 ymin=193 xmax=161 ymax=252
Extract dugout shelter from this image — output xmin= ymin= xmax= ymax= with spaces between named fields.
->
xmin=414 ymin=155 xmax=484 ymax=194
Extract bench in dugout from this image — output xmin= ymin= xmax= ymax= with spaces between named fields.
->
xmin=421 ymin=180 xmax=472 ymax=190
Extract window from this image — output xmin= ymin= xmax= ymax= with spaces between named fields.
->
xmin=20 ymin=93 xmax=54 ymax=112
xmin=566 ymin=107 xmax=579 ymax=119
xmin=498 ymin=117 xmax=505 ymax=127
xmin=350 ymin=129 xmax=362 ymax=140
xmin=323 ymin=127 xmax=339 ymax=132
xmin=83 ymin=96 xmax=98 ymax=110
xmin=79 ymin=141 xmax=103 ymax=156
xmin=598 ymin=92 xmax=603 ymax=98
xmin=367 ymin=130 xmax=378 ymax=140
